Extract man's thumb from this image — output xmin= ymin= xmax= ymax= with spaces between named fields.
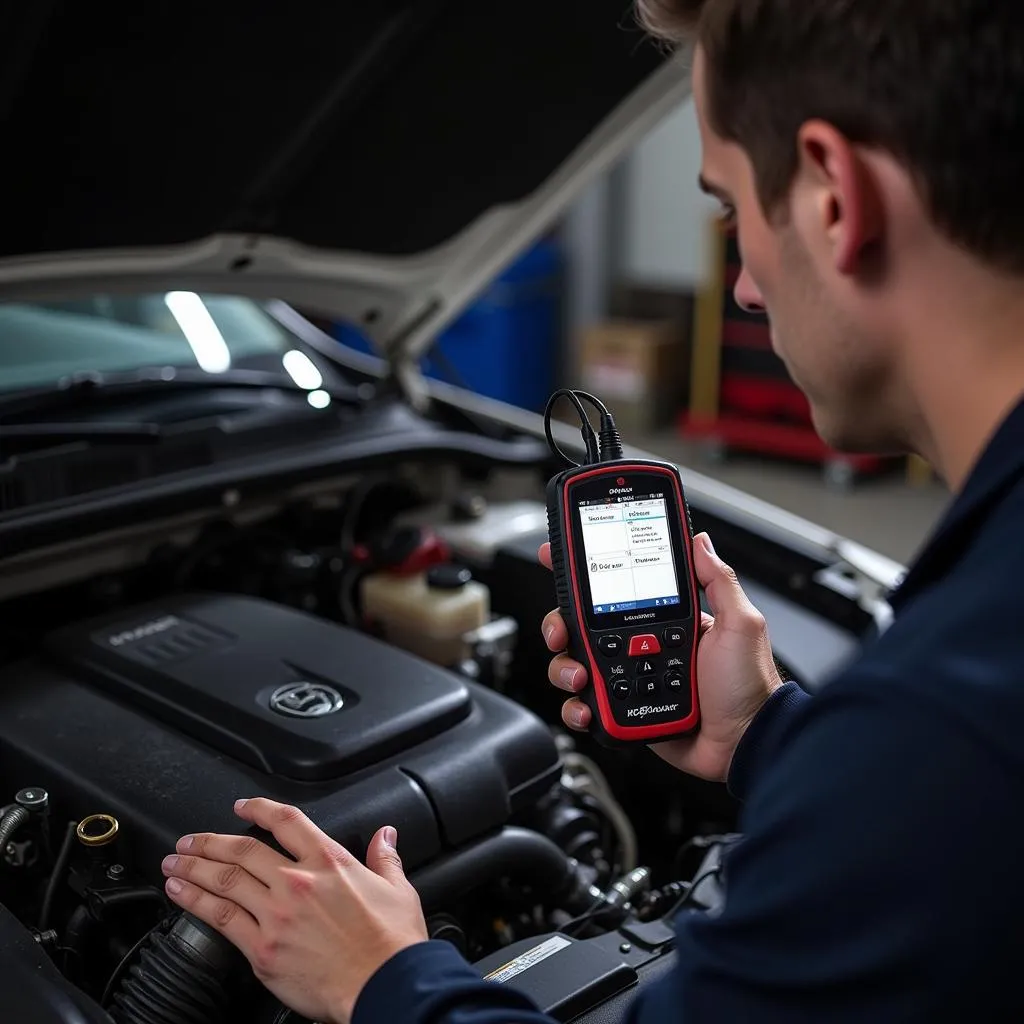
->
xmin=692 ymin=532 xmax=758 ymax=629
xmin=367 ymin=826 xmax=406 ymax=882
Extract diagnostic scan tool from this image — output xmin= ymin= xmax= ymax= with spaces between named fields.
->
xmin=544 ymin=390 xmax=701 ymax=747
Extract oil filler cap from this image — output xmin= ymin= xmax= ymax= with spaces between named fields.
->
xmin=426 ymin=564 xmax=473 ymax=590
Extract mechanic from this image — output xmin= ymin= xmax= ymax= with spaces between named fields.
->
xmin=155 ymin=2 xmax=1024 ymax=1021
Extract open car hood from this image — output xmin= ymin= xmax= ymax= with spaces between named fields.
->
xmin=0 ymin=2 xmax=690 ymax=392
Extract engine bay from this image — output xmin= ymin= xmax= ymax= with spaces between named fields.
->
xmin=0 ymin=458 xmax=840 ymax=1022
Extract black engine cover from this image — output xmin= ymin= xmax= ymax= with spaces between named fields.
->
xmin=0 ymin=595 xmax=560 ymax=879
xmin=44 ymin=594 xmax=473 ymax=782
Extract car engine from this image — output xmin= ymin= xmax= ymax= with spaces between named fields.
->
xmin=0 ymin=477 xmax=732 ymax=1023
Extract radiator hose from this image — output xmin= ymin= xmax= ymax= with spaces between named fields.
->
xmin=109 ymin=913 xmax=246 ymax=1024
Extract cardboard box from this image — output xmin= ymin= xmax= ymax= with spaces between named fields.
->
xmin=576 ymin=320 xmax=686 ymax=436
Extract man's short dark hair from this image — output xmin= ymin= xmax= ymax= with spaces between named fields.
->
xmin=636 ymin=1 xmax=1024 ymax=274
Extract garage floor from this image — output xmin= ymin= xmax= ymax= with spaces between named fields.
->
xmin=640 ymin=432 xmax=952 ymax=566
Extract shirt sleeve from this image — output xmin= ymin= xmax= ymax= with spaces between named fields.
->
xmin=621 ymin=679 xmax=1018 ymax=1022
xmin=726 ymin=680 xmax=811 ymax=801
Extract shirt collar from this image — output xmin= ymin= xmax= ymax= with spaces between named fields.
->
xmin=889 ymin=396 xmax=1024 ymax=612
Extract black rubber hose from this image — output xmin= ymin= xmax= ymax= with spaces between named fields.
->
xmin=91 ymin=887 xmax=167 ymax=914
xmin=39 ymin=819 xmax=77 ymax=931
xmin=109 ymin=913 xmax=246 ymax=1024
xmin=61 ymin=904 xmax=94 ymax=981
xmin=410 ymin=826 xmax=591 ymax=916
xmin=0 ymin=804 xmax=29 ymax=851
xmin=101 ymin=926 xmax=155 ymax=1011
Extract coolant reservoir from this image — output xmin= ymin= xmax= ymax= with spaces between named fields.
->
xmin=360 ymin=564 xmax=490 ymax=666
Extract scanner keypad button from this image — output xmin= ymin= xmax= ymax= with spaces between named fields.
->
xmin=628 ymin=634 xmax=661 ymax=657
xmin=598 ymin=635 xmax=624 ymax=657
xmin=637 ymin=676 xmax=659 ymax=697
xmin=663 ymin=627 xmax=686 ymax=648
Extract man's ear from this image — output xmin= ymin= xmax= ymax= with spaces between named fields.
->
xmin=796 ymin=119 xmax=884 ymax=276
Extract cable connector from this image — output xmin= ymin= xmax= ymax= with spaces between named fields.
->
xmin=598 ymin=412 xmax=624 ymax=462
xmin=581 ymin=418 xmax=600 ymax=466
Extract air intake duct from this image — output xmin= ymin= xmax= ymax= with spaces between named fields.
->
xmin=109 ymin=913 xmax=246 ymax=1024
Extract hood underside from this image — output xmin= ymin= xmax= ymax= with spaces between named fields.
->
xmin=0 ymin=2 xmax=690 ymax=373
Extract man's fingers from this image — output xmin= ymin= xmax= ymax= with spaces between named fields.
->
xmin=560 ymin=698 xmax=591 ymax=732
xmin=691 ymin=534 xmax=765 ymax=638
xmin=176 ymin=831 xmax=292 ymax=887
xmin=164 ymin=878 xmax=261 ymax=953
xmin=542 ymin=609 xmax=568 ymax=651
xmin=233 ymin=799 xmax=329 ymax=863
xmin=538 ymin=543 xmax=552 ymax=571
xmin=162 ymin=853 xmax=270 ymax=919
xmin=548 ymin=654 xmax=588 ymax=693
xmin=366 ymin=826 xmax=412 ymax=890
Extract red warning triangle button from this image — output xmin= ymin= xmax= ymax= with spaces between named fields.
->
xmin=628 ymin=634 xmax=661 ymax=657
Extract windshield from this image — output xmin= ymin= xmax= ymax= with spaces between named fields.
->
xmin=0 ymin=292 xmax=321 ymax=392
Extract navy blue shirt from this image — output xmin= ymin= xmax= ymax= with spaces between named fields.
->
xmin=353 ymin=398 xmax=1024 ymax=1024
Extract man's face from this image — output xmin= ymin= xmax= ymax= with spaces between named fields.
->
xmin=691 ymin=48 xmax=898 ymax=453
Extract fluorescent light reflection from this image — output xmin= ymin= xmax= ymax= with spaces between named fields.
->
xmin=282 ymin=349 xmax=324 ymax=390
xmin=307 ymin=389 xmax=331 ymax=409
xmin=164 ymin=292 xmax=232 ymax=373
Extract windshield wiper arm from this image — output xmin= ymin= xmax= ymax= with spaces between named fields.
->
xmin=0 ymin=366 xmax=362 ymax=422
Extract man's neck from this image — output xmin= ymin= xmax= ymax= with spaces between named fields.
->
xmin=904 ymin=299 xmax=1024 ymax=493
xmin=891 ymin=241 xmax=1024 ymax=491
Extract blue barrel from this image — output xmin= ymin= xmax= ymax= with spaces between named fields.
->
xmin=332 ymin=239 xmax=561 ymax=412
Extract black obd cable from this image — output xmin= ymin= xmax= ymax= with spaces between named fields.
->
xmin=543 ymin=388 xmax=624 ymax=468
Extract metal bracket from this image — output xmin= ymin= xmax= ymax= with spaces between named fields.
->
xmin=814 ymin=540 xmax=902 ymax=634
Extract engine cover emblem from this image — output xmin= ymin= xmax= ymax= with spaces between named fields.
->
xmin=269 ymin=682 xmax=344 ymax=718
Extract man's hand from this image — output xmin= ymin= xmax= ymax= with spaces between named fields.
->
xmin=161 ymin=798 xmax=428 ymax=1024
xmin=541 ymin=531 xmax=783 ymax=783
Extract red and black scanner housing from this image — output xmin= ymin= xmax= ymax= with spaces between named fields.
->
xmin=546 ymin=459 xmax=701 ymax=747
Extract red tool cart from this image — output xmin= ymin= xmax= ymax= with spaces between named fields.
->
xmin=678 ymin=223 xmax=895 ymax=489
